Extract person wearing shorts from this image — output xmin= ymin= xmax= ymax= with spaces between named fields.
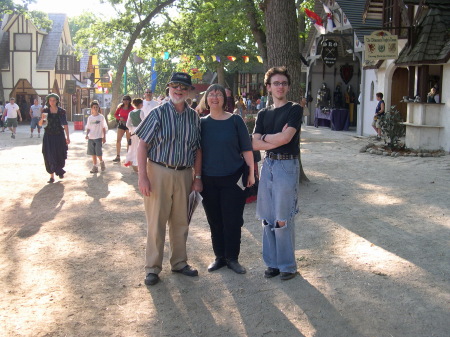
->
xmin=372 ymin=92 xmax=385 ymax=140
xmin=85 ymin=101 xmax=108 ymax=173
xmin=112 ymin=95 xmax=133 ymax=163
xmin=2 ymin=98 xmax=22 ymax=139
xmin=30 ymin=98 xmax=43 ymax=138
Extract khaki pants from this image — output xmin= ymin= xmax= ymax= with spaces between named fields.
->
xmin=144 ymin=161 xmax=193 ymax=274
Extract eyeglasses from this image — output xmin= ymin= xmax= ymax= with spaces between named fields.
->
xmin=270 ymin=81 xmax=289 ymax=87
xmin=207 ymin=94 xmax=224 ymax=98
xmin=169 ymin=83 xmax=189 ymax=91
xmin=145 ymin=91 xmax=152 ymax=94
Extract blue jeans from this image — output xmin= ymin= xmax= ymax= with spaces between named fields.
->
xmin=256 ymin=158 xmax=299 ymax=273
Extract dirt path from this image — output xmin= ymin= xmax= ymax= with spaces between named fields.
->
xmin=1 ymin=124 xmax=449 ymax=337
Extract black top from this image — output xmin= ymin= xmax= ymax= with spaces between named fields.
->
xmin=254 ymin=102 xmax=302 ymax=155
xmin=201 ymin=114 xmax=252 ymax=176
xmin=44 ymin=107 xmax=68 ymax=135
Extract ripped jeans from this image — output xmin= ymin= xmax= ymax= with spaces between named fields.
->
xmin=256 ymin=157 xmax=299 ymax=273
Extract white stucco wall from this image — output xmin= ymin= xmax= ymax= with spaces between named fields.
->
xmin=440 ymin=62 xmax=450 ymax=152
xmin=360 ymin=69 xmax=377 ymax=136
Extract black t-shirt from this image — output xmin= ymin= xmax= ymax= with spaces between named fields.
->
xmin=254 ymin=102 xmax=302 ymax=155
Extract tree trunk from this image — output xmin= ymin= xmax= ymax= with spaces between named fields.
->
xmin=242 ymin=0 xmax=268 ymax=68
xmin=110 ymin=0 xmax=175 ymax=111
xmin=263 ymin=0 xmax=309 ymax=183
xmin=216 ymin=62 xmax=225 ymax=86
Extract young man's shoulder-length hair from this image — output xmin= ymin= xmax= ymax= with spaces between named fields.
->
xmin=264 ymin=66 xmax=291 ymax=86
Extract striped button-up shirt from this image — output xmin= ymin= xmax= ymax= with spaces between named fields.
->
xmin=135 ymin=100 xmax=201 ymax=167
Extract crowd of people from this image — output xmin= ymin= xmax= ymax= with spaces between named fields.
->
xmin=1 ymin=67 xmax=304 ymax=285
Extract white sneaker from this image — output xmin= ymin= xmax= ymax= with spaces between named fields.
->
xmin=100 ymin=161 xmax=105 ymax=171
xmin=90 ymin=166 xmax=99 ymax=173
xmin=11 ymin=134 xmax=15 ymax=139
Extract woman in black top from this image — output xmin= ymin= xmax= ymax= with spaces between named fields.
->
xmin=200 ymin=84 xmax=255 ymax=274
xmin=39 ymin=93 xmax=70 ymax=183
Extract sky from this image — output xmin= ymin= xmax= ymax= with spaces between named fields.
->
xmin=23 ymin=0 xmax=119 ymax=18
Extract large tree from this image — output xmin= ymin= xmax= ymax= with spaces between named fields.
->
xmin=105 ymin=0 xmax=176 ymax=110
xmin=245 ymin=0 xmax=309 ymax=182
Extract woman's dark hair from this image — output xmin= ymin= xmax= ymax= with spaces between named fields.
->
xmin=204 ymin=84 xmax=227 ymax=110
xmin=264 ymin=66 xmax=291 ymax=86
xmin=376 ymin=92 xmax=383 ymax=99
xmin=117 ymin=95 xmax=132 ymax=109
xmin=90 ymin=100 xmax=100 ymax=108
xmin=45 ymin=93 xmax=60 ymax=107
xmin=132 ymin=98 xmax=143 ymax=108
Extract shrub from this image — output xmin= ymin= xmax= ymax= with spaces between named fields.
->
xmin=245 ymin=115 xmax=256 ymax=134
xmin=379 ymin=105 xmax=405 ymax=149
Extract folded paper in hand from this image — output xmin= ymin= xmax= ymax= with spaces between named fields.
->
xmin=188 ymin=191 xmax=203 ymax=225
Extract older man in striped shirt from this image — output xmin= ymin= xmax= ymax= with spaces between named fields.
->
xmin=136 ymin=72 xmax=202 ymax=286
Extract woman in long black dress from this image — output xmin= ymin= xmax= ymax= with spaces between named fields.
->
xmin=39 ymin=93 xmax=70 ymax=183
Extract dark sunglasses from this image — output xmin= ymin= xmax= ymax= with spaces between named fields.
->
xmin=169 ymin=83 xmax=189 ymax=91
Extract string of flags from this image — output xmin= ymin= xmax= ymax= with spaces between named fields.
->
xmin=159 ymin=52 xmax=263 ymax=63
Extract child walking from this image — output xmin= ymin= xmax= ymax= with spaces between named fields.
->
xmin=85 ymin=100 xmax=108 ymax=173
xmin=124 ymin=98 xmax=143 ymax=172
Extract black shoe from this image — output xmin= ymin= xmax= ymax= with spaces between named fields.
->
xmin=144 ymin=273 xmax=159 ymax=286
xmin=280 ymin=272 xmax=297 ymax=281
xmin=172 ymin=264 xmax=198 ymax=277
xmin=264 ymin=267 xmax=280 ymax=278
xmin=47 ymin=178 xmax=55 ymax=184
xmin=208 ymin=258 xmax=227 ymax=272
xmin=227 ymin=260 xmax=246 ymax=274
xmin=58 ymin=174 xmax=64 ymax=179
xmin=112 ymin=156 xmax=120 ymax=163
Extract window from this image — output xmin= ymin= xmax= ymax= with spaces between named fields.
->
xmin=14 ymin=33 xmax=32 ymax=51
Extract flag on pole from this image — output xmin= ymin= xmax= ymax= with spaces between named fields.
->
xmin=323 ymin=4 xmax=336 ymax=33
xmin=211 ymin=55 xmax=217 ymax=61
xmin=196 ymin=55 xmax=201 ymax=61
xmin=243 ymin=56 xmax=249 ymax=63
xmin=256 ymin=56 xmax=263 ymax=63
xmin=163 ymin=52 xmax=170 ymax=60
xmin=227 ymin=56 xmax=236 ymax=61
xmin=216 ymin=55 xmax=221 ymax=62
xmin=200 ymin=55 xmax=205 ymax=62
xmin=305 ymin=8 xmax=325 ymax=34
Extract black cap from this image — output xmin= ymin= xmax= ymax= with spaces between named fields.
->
xmin=167 ymin=72 xmax=195 ymax=90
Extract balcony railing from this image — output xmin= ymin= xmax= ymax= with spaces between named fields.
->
xmin=56 ymin=55 xmax=80 ymax=74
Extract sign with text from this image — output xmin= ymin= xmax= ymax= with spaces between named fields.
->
xmin=364 ymin=30 xmax=398 ymax=60
xmin=64 ymin=80 xmax=76 ymax=94
xmin=321 ymin=39 xmax=338 ymax=68
xmin=100 ymin=82 xmax=112 ymax=88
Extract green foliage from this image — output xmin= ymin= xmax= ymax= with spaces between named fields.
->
xmin=28 ymin=11 xmax=52 ymax=32
xmin=379 ymin=106 xmax=406 ymax=149
xmin=0 ymin=0 xmax=33 ymax=14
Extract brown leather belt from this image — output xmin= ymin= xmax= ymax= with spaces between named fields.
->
xmin=266 ymin=152 xmax=299 ymax=160
xmin=151 ymin=161 xmax=190 ymax=170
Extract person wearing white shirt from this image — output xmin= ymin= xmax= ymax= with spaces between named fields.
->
xmin=29 ymin=98 xmax=43 ymax=138
xmin=2 ymin=98 xmax=22 ymax=139
xmin=140 ymin=89 xmax=159 ymax=120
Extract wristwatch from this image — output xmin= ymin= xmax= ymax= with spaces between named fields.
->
xmin=195 ymin=175 xmax=202 ymax=179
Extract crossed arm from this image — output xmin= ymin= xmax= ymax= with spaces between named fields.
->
xmin=252 ymin=123 xmax=297 ymax=151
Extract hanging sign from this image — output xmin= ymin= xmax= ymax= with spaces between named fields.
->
xmin=64 ymin=80 xmax=76 ymax=94
xmin=364 ymin=30 xmax=398 ymax=60
xmin=321 ymin=39 xmax=338 ymax=68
